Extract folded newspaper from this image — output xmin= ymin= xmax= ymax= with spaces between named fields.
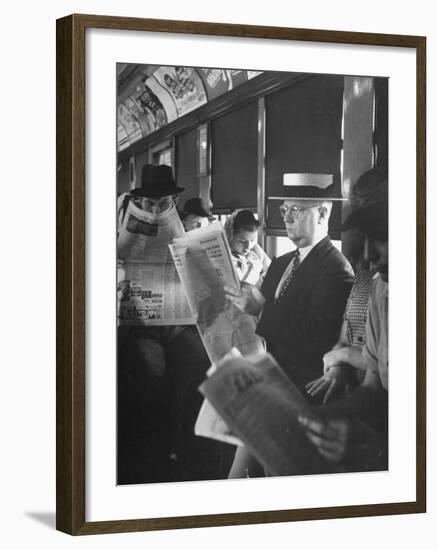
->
xmin=117 ymin=200 xmax=194 ymax=326
xmin=168 ymin=222 xmax=265 ymax=363
xmin=199 ymin=352 xmax=325 ymax=477
xmin=194 ymin=348 xmax=244 ymax=447
xmin=169 ymin=223 xmax=265 ymax=446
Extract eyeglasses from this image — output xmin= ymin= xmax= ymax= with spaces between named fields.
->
xmin=278 ymin=204 xmax=316 ymax=219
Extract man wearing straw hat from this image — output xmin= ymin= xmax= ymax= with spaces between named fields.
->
xmin=225 ymin=173 xmax=354 ymax=395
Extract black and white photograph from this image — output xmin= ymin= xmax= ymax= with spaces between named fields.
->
xmin=116 ymin=63 xmax=389 ymax=486
xmin=2 ymin=0 xmax=435 ymax=545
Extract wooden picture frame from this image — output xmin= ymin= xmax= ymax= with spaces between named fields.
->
xmin=56 ymin=13 xmax=426 ymax=535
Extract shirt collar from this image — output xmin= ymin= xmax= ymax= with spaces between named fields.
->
xmin=296 ymin=234 xmax=326 ymax=263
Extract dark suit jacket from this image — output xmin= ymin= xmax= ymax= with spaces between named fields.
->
xmin=257 ymin=236 xmax=354 ymax=391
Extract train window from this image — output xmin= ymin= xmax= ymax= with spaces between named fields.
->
xmin=153 ymin=147 xmax=172 ymax=167
xmin=176 ymin=127 xmax=199 ymax=199
xmin=211 ymin=101 xmax=258 ymax=210
xmin=151 ymin=140 xmax=173 ymax=167
xmin=216 ymin=214 xmax=228 ymax=226
xmin=265 ymin=235 xmax=296 ymax=258
xmin=264 ymin=75 xmax=344 ymax=237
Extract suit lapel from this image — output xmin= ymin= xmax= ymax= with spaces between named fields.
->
xmin=270 ymin=252 xmax=295 ymax=290
xmin=278 ymin=237 xmax=331 ymax=303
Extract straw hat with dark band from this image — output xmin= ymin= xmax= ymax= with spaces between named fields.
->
xmin=269 ymin=173 xmax=346 ymax=201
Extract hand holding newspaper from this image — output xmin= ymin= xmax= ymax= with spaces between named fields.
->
xmin=200 ymin=352 xmax=326 ymax=476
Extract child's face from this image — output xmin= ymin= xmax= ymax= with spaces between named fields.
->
xmin=132 ymin=195 xmax=177 ymax=215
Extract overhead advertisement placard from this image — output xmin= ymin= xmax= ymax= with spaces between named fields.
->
xmin=124 ymin=96 xmax=151 ymax=136
xmin=198 ymin=68 xmax=249 ymax=100
xmin=117 ymin=124 xmax=130 ymax=151
xmin=116 ymin=66 xmax=264 ymax=150
xmin=117 ymin=104 xmax=143 ymax=149
xmin=133 ymin=85 xmax=169 ymax=134
xmin=149 ymin=66 xmax=207 ymax=118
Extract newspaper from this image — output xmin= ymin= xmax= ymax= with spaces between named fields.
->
xmin=118 ymin=200 xmax=184 ymax=263
xmin=169 ymin=223 xmax=265 ymax=446
xmin=168 ymin=222 xmax=265 ymax=363
xmin=117 ymin=200 xmax=194 ymax=326
xmin=194 ymin=348 xmax=243 ymax=447
xmin=118 ymin=261 xmax=193 ymax=325
xmin=200 ymin=352 xmax=324 ymax=476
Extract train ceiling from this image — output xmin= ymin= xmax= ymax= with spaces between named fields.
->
xmin=117 ymin=64 xmax=263 ymax=152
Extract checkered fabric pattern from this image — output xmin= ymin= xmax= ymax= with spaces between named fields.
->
xmin=344 ymin=269 xmax=373 ymax=382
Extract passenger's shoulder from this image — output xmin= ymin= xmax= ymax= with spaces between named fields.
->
xmin=314 ymin=252 xmax=353 ymax=286
xmin=322 ymin=240 xmax=353 ymax=272
xmin=371 ymin=275 xmax=388 ymax=299
xmin=251 ymin=243 xmax=270 ymax=262
xmin=275 ymin=250 xmax=296 ymax=265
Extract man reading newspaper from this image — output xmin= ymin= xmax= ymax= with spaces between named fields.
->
xmin=224 ymin=173 xmax=353 ymax=476
xmin=211 ymin=169 xmax=388 ymax=476
xmin=117 ymin=164 xmax=212 ymax=483
xmin=225 ymin=173 xmax=354 ymax=394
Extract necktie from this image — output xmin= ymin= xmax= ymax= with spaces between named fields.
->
xmin=276 ymin=249 xmax=301 ymax=300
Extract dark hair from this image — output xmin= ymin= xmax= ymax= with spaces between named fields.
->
xmin=341 ymin=167 xmax=388 ymax=237
xmin=233 ymin=210 xmax=260 ymax=234
xmin=180 ymin=198 xmax=209 ymax=220
xmin=351 ymin=167 xmax=388 ymax=210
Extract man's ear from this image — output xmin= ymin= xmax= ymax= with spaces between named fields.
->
xmin=318 ymin=206 xmax=328 ymax=223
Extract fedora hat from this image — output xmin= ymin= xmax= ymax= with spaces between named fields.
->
xmin=130 ymin=164 xmax=184 ymax=198
xmin=269 ymin=173 xmax=346 ymax=201
xmin=341 ymin=168 xmax=388 ymax=235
